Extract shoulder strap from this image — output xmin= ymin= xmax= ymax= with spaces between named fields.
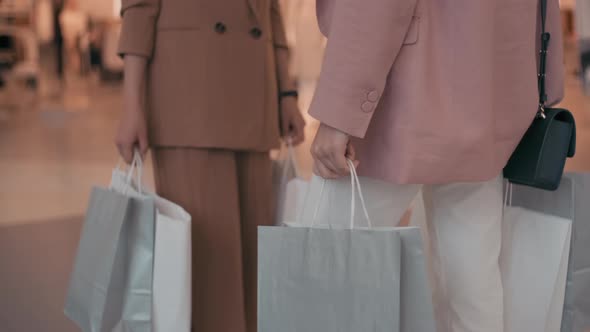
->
xmin=538 ymin=0 xmax=550 ymax=108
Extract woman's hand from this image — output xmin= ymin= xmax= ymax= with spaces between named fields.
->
xmin=280 ymin=97 xmax=306 ymax=145
xmin=311 ymin=123 xmax=358 ymax=179
xmin=115 ymin=55 xmax=149 ymax=164
xmin=116 ymin=99 xmax=148 ymax=164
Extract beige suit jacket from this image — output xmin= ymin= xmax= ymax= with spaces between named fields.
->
xmin=119 ymin=0 xmax=293 ymax=150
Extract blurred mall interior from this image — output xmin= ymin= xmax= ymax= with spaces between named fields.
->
xmin=0 ymin=0 xmax=589 ymax=331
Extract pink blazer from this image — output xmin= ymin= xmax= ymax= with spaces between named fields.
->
xmin=309 ymin=0 xmax=565 ymax=184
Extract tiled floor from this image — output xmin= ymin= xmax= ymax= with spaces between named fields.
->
xmin=0 ymin=39 xmax=589 ymax=331
xmin=0 ymin=217 xmax=81 ymax=332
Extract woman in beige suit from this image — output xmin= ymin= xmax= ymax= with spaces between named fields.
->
xmin=115 ymin=0 xmax=305 ymax=331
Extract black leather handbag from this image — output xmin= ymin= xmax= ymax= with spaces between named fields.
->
xmin=503 ymin=0 xmax=576 ymax=191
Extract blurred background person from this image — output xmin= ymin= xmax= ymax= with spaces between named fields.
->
xmin=115 ymin=0 xmax=305 ymax=331
xmin=58 ymin=0 xmax=87 ymax=76
xmin=52 ymin=0 xmax=64 ymax=82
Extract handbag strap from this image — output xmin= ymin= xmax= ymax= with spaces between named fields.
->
xmin=538 ymin=0 xmax=550 ymax=111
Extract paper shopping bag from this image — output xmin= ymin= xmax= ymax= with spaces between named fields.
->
xmin=258 ymin=226 xmax=402 ymax=332
xmin=502 ymin=180 xmax=574 ymax=332
xmin=279 ymin=177 xmax=309 ymax=224
xmin=273 ymin=143 xmax=308 ymax=225
xmin=301 ymin=173 xmax=436 ymax=331
xmin=301 ymin=174 xmax=436 ymax=330
xmin=395 ymin=227 xmax=438 ymax=332
xmin=561 ymin=174 xmax=590 ymax=332
xmin=296 ymin=173 xmax=418 ymax=228
xmin=64 ymin=185 xmax=156 ymax=332
xmin=152 ymin=197 xmax=192 ymax=332
xmin=259 ymin=164 xmax=435 ymax=332
xmin=505 ymin=175 xmax=590 ymax=332
xmin=112 ymin=160 xmax=192 ymax=332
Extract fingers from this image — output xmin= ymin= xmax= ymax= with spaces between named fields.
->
xmin=116 ymin=141 xmax=134 ymax=164
xmin=116 ymin=129 xmax=146 ymax=164
xmin=280 ymin=110 xmax=290 ymax=139
xmin=346 ymin=142 xmax=360 ymax=168
xmin=283 ymin=112 xmax=306 ymax=146
xmin=313 ymin=160 xmax=339 ymax=179
xmin=346 ymin=142 xmax=356 ymax=161
xmin=327 ymin=150 xmax=349 ymax=175
xmin=290 ymin=116 xmax=306 ymax=146
xmin=279 ymin=97 xmax=306 ymax=146
xmin=311 ymin=144 xmax=350 ymax=179
xmin=138 ymin=129 xmax=150 ymax=159
xmin=310 ymin=124 xmax=353 ymax=179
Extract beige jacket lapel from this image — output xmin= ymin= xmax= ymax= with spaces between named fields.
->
xmin=246 ymin=0 xmax=261 ymax=22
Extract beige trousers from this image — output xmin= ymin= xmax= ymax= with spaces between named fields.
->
xmin=152 ymin=148 xmax=273 ymax=332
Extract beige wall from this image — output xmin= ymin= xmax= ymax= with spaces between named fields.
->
xmin=280 ymin=0 xmax=326 ymax=81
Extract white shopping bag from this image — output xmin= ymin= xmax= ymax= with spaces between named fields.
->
xmin=297 ymin=173 xmax=417 ymax=228
xmin=111 ymin=153 xmax=191 ymax=332
xmin=501 ymin=183 xmax=573 ymax=332
xmin=65 ymin=160 xmax=155 ymax=332
xmin=561 ymin=174 xmax=590 ymax=332
xmin=151 ymin=196 xmax=191 ymax=332
xmin=273 ymin=143 xmax=308 ymax=225
xmin=260 ymin=161 xmax=436 ymax=332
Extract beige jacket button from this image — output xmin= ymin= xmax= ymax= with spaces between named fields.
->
xmin=215 ymin=22 xmax=227 ymax=34
xmin=250 ymin=27 xmax=263 ymax=39
xmin=361 ymin=101 xmax=375 ymax=113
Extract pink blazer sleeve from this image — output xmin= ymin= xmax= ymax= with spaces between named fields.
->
xmin=118 ymin=0 xmax=161 ymax=59
xmin=309 ymin=0 xmax=418 ymax=138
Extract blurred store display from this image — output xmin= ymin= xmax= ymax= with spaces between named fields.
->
xmin=0 ymin=0 xmax=38 ymax=112
xmin=0 ymin=0 xmax=33 ymax=19
xmin=0 ymin=0 xmax=38 ymax=84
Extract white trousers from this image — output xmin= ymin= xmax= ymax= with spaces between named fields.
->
xmin=409 ymin=176 xmax=504 ymax=332
xmin=302 ymin=174 xmax=504 ymax=332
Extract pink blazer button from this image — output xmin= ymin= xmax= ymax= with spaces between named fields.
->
xmin=367 ymin=91 xmax=379 ymax=102
xmin=361 ymin=101 xmax=375 ymax=113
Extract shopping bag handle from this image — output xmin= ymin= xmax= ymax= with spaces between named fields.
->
xmin=310 ymin=159 xmax=373 ymax=229
xmin=350 ymin=161 xmax=372 ymax=228
xmin=113 ymin=149 xmax=144 ymax=195
xmin=279 ymin=140 xmax=301 ymax=181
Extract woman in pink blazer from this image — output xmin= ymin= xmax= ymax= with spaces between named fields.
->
xmin=310 ymin=0 xmax=565 ymax=331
